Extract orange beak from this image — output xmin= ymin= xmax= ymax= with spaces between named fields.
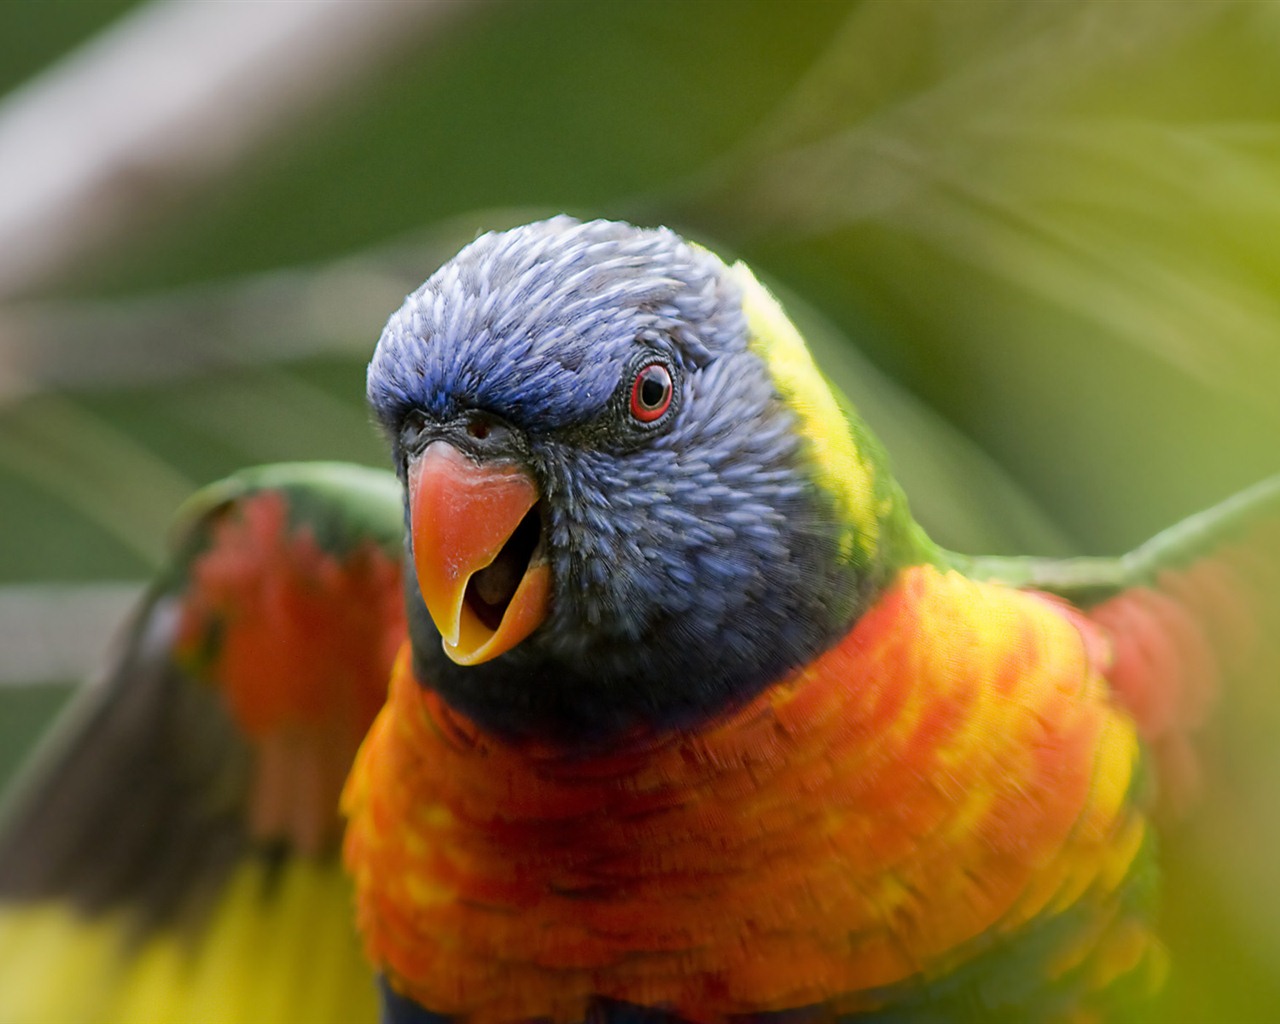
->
xmin=408 ymin=441 xmax=550 ymax=665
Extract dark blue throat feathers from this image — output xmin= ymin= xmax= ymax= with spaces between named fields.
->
xmin=367 ymin=217 xmax=884 ymax=742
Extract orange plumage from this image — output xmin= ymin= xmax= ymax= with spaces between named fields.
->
xmin=176 ymin=491 xmax=406 ymax=853
xmin=343 ymin=565 xmax=1158 ymax=1022
xmin=175 ymin=492 xmax=404 ymax=738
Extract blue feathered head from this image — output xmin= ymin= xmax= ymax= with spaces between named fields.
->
xmin=367 ymin=217 xmax=899 ymax=741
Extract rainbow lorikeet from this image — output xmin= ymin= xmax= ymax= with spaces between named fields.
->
xmin=0 ymin=218 xmax=1277 ymax=1023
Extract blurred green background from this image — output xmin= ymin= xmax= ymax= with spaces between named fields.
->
xmin=1 ymin=0 xmax=1278 ymax=1018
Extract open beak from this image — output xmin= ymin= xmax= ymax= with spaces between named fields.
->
xmin=408 ymin=441 xmax=550 ymax=665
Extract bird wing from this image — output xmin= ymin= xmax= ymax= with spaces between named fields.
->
xmin=955 ymin=475 xmax=1280 ymax=815
xmin=0 ymin=462 xmax=406 ymax=1024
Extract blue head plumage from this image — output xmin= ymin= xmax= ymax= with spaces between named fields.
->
xmin=368 ymin=217 xmax=874 ymax=742
xmin=369 ymin=218 xmax=744 ymax=432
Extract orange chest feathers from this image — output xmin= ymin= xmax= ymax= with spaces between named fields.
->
xmin=342 ymin=565 xmax=1150 ymax=1023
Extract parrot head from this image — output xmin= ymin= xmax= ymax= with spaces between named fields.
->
xmin=367 ymin=217 xmax=928 ymax=741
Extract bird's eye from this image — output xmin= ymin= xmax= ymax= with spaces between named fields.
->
xmin=629 ymin=363 xmax=674 ymax=423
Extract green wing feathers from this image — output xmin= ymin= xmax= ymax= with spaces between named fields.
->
xmin=0 ymin=463 xmax=406 ymax=1024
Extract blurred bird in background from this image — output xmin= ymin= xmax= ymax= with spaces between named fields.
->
xmin=0 ymin=1 xmax=1278 ymax=1021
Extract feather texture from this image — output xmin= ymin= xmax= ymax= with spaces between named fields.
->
xmin=344 ymin=566 xmax=1159 ymax=1022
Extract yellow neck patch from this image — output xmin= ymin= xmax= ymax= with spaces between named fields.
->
xmin=731 ymin=261 xmax=880 ymax=560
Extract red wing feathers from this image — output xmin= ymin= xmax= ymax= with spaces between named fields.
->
xmin=175 ymin=491 xmax=405 ymax=854
xmin=1088 ymin=516 xmax=1280 ymax=816
xmin=0 ymin=469 xmax=406 ymax=929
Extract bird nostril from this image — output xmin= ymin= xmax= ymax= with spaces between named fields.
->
xmin=467 ymin=419 xmax=491 ymax=441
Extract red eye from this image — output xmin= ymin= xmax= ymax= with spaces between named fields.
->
xmin=629 ymin=363 xmax=673 ymax=422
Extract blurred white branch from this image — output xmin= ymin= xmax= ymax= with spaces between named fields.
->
xmin=0 ymin=207 xmax=543 ymax=402
xmin=0 ymin=256 xmax=417 ymax=401
xmin=0 ymin=582 xmax=143 ymax=686
xmin=0 ymin=0 xmax=468 ymax=300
